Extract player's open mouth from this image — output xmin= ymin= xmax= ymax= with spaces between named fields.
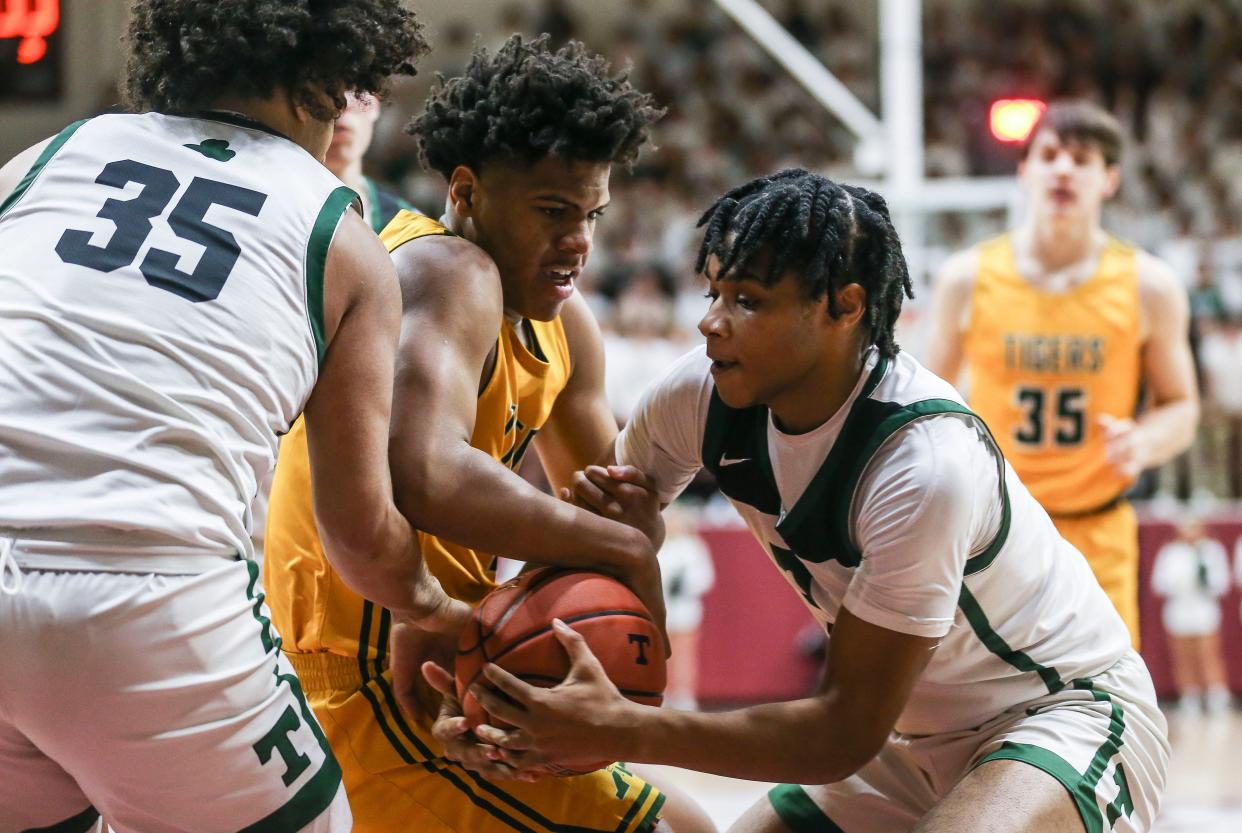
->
xmin=1049 ymin=187 xmax=1075 ymax=204
xmin=545 ymin=268 xmax=578 ymax=300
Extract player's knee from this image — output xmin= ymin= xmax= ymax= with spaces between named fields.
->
xmin=914 ymin=760 xmax=1083 ymax=833
xmin=627 ymin=764 xmax=718 ymax=833
xmin=654 ymin=792 xmax=719 ymax=833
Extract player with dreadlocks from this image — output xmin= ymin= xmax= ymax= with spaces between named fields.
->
xmin=263 ymin=33 xmax=713 ymax=833
xmin=451 ymin=169 xmax=1171 ymax=833
xmin=695 ymin=168 xmax=913 ymax=357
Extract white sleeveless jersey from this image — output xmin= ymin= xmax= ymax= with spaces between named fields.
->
xmin=0 ymin=113 xmax=357 ymax=567
xmin=618 ymin=346 xmax=1134 ymax=734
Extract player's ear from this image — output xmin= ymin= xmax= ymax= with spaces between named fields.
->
xmin=448 ymin=166 xmax=479 ymax=217
xmin=1102 ymin=164 xmax=1121 ymax=200
xmin=828 ymin=283 xmax=866 ymax=327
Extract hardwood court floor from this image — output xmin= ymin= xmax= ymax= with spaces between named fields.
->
xmin=640 ymin=706 xmax=1242 ymax=832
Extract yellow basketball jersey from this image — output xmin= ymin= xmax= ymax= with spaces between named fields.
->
xmin=964 ymin=233 xmax=1141 ymax=515
xmin=265 ymin=210 xmax=572 ymax=665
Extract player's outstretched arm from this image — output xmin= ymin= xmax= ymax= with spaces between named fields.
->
xmin=924 ymin=247 xmax=979 ymax=386
xmin=472 ymin=607 xmax=936 ymax=783
xmin=303 ymin=209 xmax=465 ymax=631
xmin=386 ymin=238 xmax=659 ymax=602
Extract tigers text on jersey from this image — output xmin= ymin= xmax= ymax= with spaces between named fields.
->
xmin=965 ymin=233 xmax=1142 ymax=515
xmin=618 ymin=346 xmax=1133 ymax=734
xmin=0 ymin=113 xmax=356 ymax=569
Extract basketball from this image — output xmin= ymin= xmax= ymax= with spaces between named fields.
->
xmin=455 ymin=567 xmax=666 ymax=775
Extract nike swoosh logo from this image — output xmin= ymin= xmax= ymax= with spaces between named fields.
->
xmin=719 ymin=454 xmax=751 ymax=466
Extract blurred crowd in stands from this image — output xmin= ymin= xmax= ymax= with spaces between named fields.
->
xmin=362 ymin=0 xmax=1242 ymax=503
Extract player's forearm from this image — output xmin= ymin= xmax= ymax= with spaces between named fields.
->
xmin=320 ymin=504 xmax=455 ymax=619
xmin=1135 ymin=397 xmax=1199 ymax=468
xmin=394 ymin=443 xmax=653 ymax=576
xmin=616 ymin=695 xmax=880 ymax=784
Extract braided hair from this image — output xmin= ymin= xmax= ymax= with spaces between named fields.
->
xmin=695 ymin=169 xmax=914 ymax=357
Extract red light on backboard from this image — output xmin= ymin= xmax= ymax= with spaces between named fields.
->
xmin=1 ymin=0 xmax=60 ymax=65
xmin=990 ymin=99 xmax=1047 ymax=143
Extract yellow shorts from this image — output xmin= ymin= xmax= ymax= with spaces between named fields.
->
xmin=288 ymin=652 xmax=665 ymax=833
xmin=1050 ymin=499 xmax=1140 ymax=647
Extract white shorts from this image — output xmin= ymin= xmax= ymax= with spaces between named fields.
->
xmin=767 ymin=650 xmax=1169 ymax=833
xmin=0 ymin=558 xmax=351 ymax=833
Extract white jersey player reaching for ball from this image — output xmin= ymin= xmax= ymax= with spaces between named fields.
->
xmin=0 ymin=3 xmax=473 ymax=832
xmin=434 ymin=170 xmax=1171 ymax=833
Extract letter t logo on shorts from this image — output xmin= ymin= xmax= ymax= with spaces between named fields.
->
xmin=253 ymin=705 xmax=312 ymax=787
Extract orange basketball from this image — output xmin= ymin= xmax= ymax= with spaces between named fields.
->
xmin=455 ymin=567 xmax=666 ymax=775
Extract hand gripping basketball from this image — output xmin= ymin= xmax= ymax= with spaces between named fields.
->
xmin=453 ymin=568 xmax=666 ymax=775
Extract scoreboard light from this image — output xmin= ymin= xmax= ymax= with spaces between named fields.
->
xmin=1 ymin=0 xmax=59 ymax=64
xmin=1 ymin=0 xmax=61 ymax=100
xmin=989 ymin=99 xmax=1046 ymax=144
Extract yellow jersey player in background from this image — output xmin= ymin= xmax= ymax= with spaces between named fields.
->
xmin=264 ymin=35 xmax=711 ymax=833
xmin=927 ymin=101 xmax=1199 ymax=645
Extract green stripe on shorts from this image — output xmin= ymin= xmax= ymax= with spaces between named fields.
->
xmin=636 ymin=790 xmax=667 ymax=833
xmin=242 ymin=560 xmax=344 ymax=833
xmin=975 ymin=681 xmax=1128 ymax=833
xmin=768 ymin=784 xmax=846 ymax=833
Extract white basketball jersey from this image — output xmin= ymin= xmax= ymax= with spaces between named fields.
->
xmin=0 ymin=113 xmax=357 ymax=567
xmin=618 ymin=346 xmax=1134 ymax=733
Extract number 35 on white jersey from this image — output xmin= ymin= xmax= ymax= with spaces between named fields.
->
xmin=0 ymin=112 xmax=356 ymax=568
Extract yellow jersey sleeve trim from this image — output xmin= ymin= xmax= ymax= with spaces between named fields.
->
xmin=379 ymin=209 xmax=450 ymax=253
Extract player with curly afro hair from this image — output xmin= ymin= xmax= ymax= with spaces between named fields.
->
xmin=409 ymin=33 xmax=662 ymax=176
xmin=261 ymin=30 xmax=718 ymax=833
xmin=125 ymin=0 xmax=428 ymax=123
xmin=0 ymin=3 xmax=444 ymax=831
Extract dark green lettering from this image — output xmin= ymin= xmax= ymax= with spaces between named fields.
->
xmin=253 ymin=705 xmax=312 ymax=787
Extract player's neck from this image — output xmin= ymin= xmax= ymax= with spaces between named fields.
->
xmin=330 ymin=163 xmax=368 ymax=215
xmin=768 ymin=343 xmax=868 ymax=436
xmin=207 ymin=93 xmax=325 ymax=158
xmin=1018 ymin=219 xmax=1104 ymax=273
xmin=330 ymin=162 xmax=365 ymax=193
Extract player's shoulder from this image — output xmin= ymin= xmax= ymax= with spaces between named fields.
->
xmin=1131 ymin=246 xmax=1185 ymax=301
xmin=388 ymin=221 xmax=502 ymax=314
xmin=932 ymin=244 xmax=984 ymax=297
xmin=659 ymin=344 xmax=715 ymax=391
xmin=556 ymin=290 xmax=603 ymax=355
xmin=866 ymin=407 xmax=984 ymax=505
xmin=866 ymin=354 xmax=987 ymax=473
xmin=0 ymin=136 xmax=55 ymax=198
xmin=873 ymin=350 xmax=966 ymax=408
xmin=636 ymin=345 xmax=714 ymax=415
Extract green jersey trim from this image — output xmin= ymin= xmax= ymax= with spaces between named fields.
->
xmin=0 ymin=118 xmax=90 ymax=221
xmin=701 ymin=390 xmax=782 ymax=516
xmin=958 ymin=584 xmax=1065 ymax=694
xmin=767 ymin=784 xmax=846 ymax=833
xmin=776 ymin=359 xmax=1010 ymax=573
xmin=304 ymin=186 xmax=360 ymax=367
